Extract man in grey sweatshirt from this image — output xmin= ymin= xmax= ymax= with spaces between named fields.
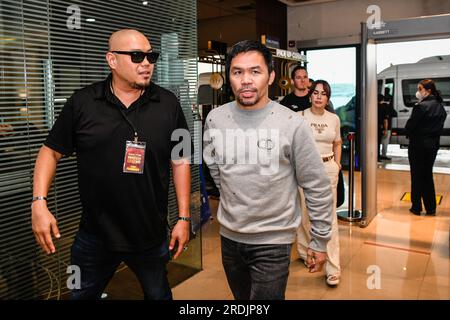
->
xmin=203 ymin=40 xmax=333 ymax=300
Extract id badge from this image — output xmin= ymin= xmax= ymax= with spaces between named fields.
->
xmin=123 ymin=141 xmax=146 ymax=174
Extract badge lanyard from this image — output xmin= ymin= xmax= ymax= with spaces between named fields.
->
xmin=111 ymin=83 xmax=146 ymax=174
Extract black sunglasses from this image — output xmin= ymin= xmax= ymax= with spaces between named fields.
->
xmin=112 ymin=51 xmax=160 ymax=64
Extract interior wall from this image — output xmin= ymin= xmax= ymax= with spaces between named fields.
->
xmin=287 ymin=0 xmax=450 ymax=46
xmin=198 ymin=14 xmax=257 ymax=51
xmin=198 ymin=0 xmax=286 ymax=51
xmin=256 ymin=0 xmax=287 ymax=49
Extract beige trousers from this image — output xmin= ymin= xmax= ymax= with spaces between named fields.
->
xmin=296 ymin=160 xmax=341 ymax=277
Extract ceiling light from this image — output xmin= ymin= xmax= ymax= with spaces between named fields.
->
xmin=86 ymin=18 xmax=96 ymax=22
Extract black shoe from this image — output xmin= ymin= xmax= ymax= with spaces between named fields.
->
xmin=426 ymin=211 xmax=436 ymax=216
xmin=380 ymin=156 xmax=391 ymax=160
xmin=409 ymin=208 xmax=422 ymax=215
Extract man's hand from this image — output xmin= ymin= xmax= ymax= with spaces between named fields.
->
xmin=31 ymin=201 xmax=60 ymax=254
xmin=306 ymin=247 xmax=327 ymax=273
xmin=169 ymin=220 xmax=190 ymax=259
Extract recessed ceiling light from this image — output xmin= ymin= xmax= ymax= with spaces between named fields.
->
xmin=86 ymin=18 xmax=96 ymax=22
xmin=143 ymin=1 xmax=148 ymax=5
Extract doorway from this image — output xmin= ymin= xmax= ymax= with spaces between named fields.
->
xmin=361 ymin=14 xmax=450 ymax=226
xmin=376 ymin=39 xmax=450 ymax=174
xmin=305 ymin=46 xmax=359 ymax=170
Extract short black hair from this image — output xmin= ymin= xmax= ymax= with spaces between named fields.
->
xmin=226 ymin=40 xmax=274 ymax=77
xmin=290 ymin=65 xmax=308 ymax=80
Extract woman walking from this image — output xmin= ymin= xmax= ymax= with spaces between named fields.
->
xmin=296 ymin=80 xmax=342 ymax=286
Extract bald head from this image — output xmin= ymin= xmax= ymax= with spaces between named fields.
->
xmin=108 ymin=29 xmax=151 ymax=51
xmin=106 ymin=29 xmax=154 ymax=90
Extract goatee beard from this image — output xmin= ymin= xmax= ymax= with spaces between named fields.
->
xmin=132 ymin=81 xmax=150 ymax=90
xmin=237 ymin=96 xmax=260 ymax=107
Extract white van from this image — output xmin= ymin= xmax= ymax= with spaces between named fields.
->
xmin=377 ymin=55 xmax=450 ymax=146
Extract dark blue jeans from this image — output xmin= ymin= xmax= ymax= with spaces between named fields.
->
xmin=70 ymin=229 xmax=172 ymax=300
xmin=221 ymin=236 xmax=292 ymax=300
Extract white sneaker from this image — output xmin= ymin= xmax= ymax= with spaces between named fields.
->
xmin=326 ymin=274 xmax=340 ymax=286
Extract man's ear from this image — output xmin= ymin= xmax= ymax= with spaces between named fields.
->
xmin=106 ymin=52 xmax=116 ymax=70
xmin=268 ymin=70 xmax=276 ymax=85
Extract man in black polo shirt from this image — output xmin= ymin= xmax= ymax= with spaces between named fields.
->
xmin=280 ymin=65 xmax=311 ymax=112
xmin=31 ymin=29 xmax=191 ymax=300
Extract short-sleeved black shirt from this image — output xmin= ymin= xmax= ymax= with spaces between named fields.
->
xmin=45 ymin=75 xmax=189 ymax=252
xmin=279 ymin=92 xmax=311 ymax=112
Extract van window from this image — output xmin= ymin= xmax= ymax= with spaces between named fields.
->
xmin=402 ymin=77 xmax=450 ymax=107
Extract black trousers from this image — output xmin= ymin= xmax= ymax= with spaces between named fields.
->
xmin=408 ymin=145 xmax=438 ymax=213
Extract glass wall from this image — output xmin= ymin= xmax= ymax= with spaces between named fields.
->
xmin=0 ymin=0 xmax=199 ymax=299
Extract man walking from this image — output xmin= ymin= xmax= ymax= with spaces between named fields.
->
xmin=203 ymin=40 xmax=333 ymax=300
xmin=31 ymin=29 xmax=191 ymax=300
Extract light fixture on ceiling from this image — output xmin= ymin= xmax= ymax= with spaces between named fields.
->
xmin=143 ymin=1 xmax=148 ymax=5
xmin=86 ymin=18 xmax=96 ymax=22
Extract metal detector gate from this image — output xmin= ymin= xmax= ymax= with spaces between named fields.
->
xmin=359 ymin=14 xmax=450 ymax=227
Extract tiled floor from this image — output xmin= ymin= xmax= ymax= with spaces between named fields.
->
xmin=172 ymin=168 xmax=450 ymax=300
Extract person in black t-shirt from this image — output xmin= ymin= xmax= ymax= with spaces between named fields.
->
xmin=31 ymin=29 xmax=191 ymax=300
xmin=280 ymin=65 xmax=311 ymax=112
xmin=380 ymin=87 xmax=397 ymax=160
